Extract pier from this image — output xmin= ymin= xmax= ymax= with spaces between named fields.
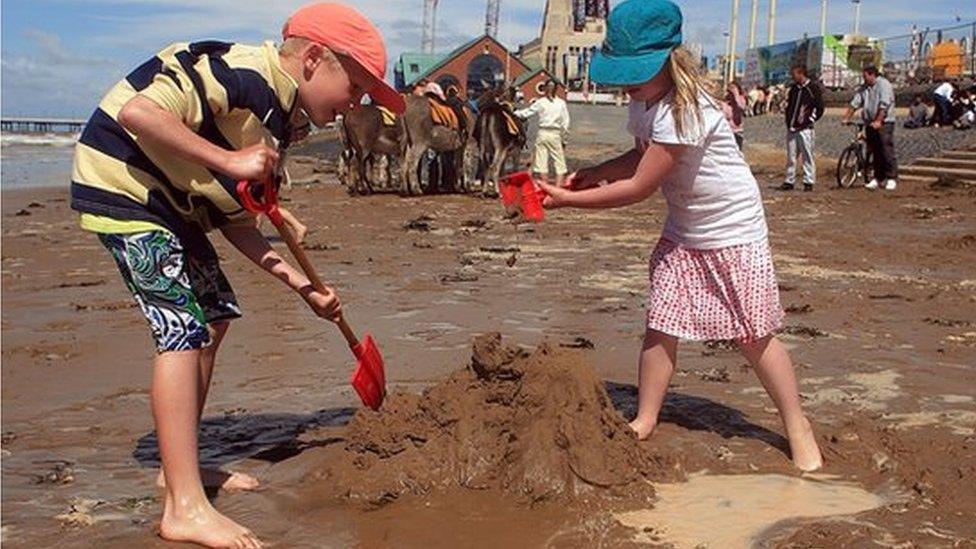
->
xmin=1 ymin=117 xmax=86 ymax=133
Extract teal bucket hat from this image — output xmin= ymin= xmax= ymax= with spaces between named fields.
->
xmin=589 ymin=0 xmax=683 ymax=86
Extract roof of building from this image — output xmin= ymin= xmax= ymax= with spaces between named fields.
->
xmin=512 ymin=68 xmax=563 ymax=88
xmin=407 ymin=34 xmax=530 ymax=87
xmin=395 ymin=52 xmax=445 ymax=78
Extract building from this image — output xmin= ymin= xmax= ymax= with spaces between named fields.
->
xmin=393 ymin=52 xmax=443 ymax=91
xmin=517 ymin=0 xmax=609 ymax=89
xmin=394 ymin=34 xmax=566 ymax=101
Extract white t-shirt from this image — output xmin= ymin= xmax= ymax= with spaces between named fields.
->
xmin=627 ymin=93 xmax=768 ymax=249
xmin=934 ymin=82 xmax=953 ymax=100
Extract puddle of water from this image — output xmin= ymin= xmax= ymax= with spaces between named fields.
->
xmin=615 ymin=474 xmax=887 ymax=548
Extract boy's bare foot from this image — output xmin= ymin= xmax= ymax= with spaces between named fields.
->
xmin=157 ymin=469 xmax=260 ymax=491
xmin=160 ymin=496 xmax=263 ymax=549
xmin=628 ymin=418 xmax=657 ymax=441
xmin=786 ymin=417 xmax=824 ymax=472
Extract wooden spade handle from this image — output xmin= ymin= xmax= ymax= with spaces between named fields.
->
xmin=272 ymin=217 xmax=360 ymax=349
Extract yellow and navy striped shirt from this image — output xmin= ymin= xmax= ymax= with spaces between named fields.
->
xmin=71 ymin=40 xmax=299 ymax=253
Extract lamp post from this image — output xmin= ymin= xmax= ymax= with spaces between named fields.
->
xmin=748 ymin=0 xmax=759 ymax=49
xmin=820 ymin=0 xmax=828 ymax=37
xmin=723 ymin=30 xmax=731 ymax=85
xmin=852 ymin=0 xmax=862 ymax=36
xmin=767 ymin=0 xmax=777 ymax=45
xmin=728 ymin=0 xmax=741 ymax=84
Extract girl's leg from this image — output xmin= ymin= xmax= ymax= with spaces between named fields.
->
xmin=630 ymin=329 xmax=679 ymax=440
xmin=158 ymin=321 xmax=258 ymax=490
xmin=737 ymin=335 xmax=823 ymax=471
xmin=154 ymin=350 xmax=263 ymax=548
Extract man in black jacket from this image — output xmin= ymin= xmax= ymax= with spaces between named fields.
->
xmin=778 ymin=65 xmax=825 ymax=192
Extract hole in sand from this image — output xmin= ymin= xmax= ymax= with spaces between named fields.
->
xmin=615 ymin=473 xmax=889 ymax=548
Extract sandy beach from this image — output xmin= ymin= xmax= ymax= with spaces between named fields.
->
xmin=2 ymin=115 xmax=976 ymax=547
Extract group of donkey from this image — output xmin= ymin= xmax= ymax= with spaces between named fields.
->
xmin=338 ymin=87 xmax=527 ymax=197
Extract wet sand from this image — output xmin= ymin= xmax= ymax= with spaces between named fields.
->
xmin=2 ymin=141 xmax=975 ymax=547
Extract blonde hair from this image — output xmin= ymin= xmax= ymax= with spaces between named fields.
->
xmin=279 ymin=36 xmax=341 ymax=69
xmin=666 ymin=46 xmax=720 ymax=139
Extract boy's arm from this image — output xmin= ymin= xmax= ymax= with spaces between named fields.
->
xmin=117 ymin=95 xmax=279 ymax=182
xmin=219 ymin=222 xmax=342 ymax=321
xmin=541 ymin=142 xmax=681 ymax=209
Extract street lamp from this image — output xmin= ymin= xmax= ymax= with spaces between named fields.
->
xmin=820 ymin=0 xmax=828 ymax=38
xmin=852 ymin=0 xmax=862 ymax=36
xmin=723 ymin=30 xmax=731 ymax=84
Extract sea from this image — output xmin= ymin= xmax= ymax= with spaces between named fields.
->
xmin=1 ymin=131 xmax=78 ymax=190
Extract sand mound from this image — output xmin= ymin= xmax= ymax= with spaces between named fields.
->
xmin=300 ymin=334 xmax=671 ymax=507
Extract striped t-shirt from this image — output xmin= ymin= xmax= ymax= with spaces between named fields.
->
xmin=70 ymin=40 xmax=301 ymax=255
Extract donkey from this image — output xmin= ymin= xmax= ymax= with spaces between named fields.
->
xmin=400 ymin=93 xmax=469 ymax=196
xmin=340 ymin=104 xmax=404 ymax=194
xmin=474 ymin=87 xmax=526 ymax=197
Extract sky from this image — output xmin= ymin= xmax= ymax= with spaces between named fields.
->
xmin=1 ymin=0 xmax=973 ymax=117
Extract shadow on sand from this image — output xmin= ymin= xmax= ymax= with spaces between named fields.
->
xmin=605 ymin=381 xmax=789 ymax=454
xmin=132 ymin=407 xmax=355 ymax=472
xmin=132 ymin=382 xmax=788 ymax=485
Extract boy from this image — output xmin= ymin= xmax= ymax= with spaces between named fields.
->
xmin=69 ymin=3 xmax=404 ymax=547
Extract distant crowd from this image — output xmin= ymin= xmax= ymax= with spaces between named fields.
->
xmin=904 ymin=80 xmax=976 ymax=130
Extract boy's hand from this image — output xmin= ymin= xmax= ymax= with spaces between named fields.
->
xmin=301 ymin=285 xmax=342 ymax=323
xmin=222 ymin=143 xmax=280 ymax=182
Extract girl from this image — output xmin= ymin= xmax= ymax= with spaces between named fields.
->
xmin=724 ymin=81 xmax=747 ymax=149
xmin=538 ymin=0 xmax=822 ymax=471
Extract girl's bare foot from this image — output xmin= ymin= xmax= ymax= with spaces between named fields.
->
xmin=157 ymin=469 xmax=260 ymax=491
xmin=159 ymin=495 xmax=263 ymax=548
xmin=628 ymin=418 xmax=657 ymax=441
xmin=786 ymin=417 xmax=824 ymax=472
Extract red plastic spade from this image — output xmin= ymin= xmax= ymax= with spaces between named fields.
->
xmin=237 ymin=178 xmax=387 ymax=410
xmin=499 ymin=172 xmax=524 ymax=208
xmin=498 ymin=171 xmax=547 ymax=222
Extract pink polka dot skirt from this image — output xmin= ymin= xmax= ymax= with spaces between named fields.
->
xmin=646 ymin=238 xmax=784 ymax=343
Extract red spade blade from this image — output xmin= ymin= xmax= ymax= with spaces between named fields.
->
xmin=520 ymin=179 xmax=546 ymax=222
xmin=350 ymin=334 xmax=386 ymax=410
xmin=499 ymin=171 xmax=531 ymax=207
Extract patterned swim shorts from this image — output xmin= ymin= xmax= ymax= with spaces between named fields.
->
xmin=99 ymin=230 xmax=242 ymax=353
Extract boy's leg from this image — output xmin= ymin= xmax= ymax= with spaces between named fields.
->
xmin=631 ymin=329 xmax=679 ymax=440
xmin=800 ymin=128 xmax=816 ymax=186
xmin=784 ymin=131 xmax=798 ymax=185
xmin=737 ymin=335 xmax=822 ymax=471
xmin=98 ymin=231 xmax=261 ymax=545
xmin=156 ymin=321 xmax=259 ymax=491
xmin=154 ymin=349 xmax=262 ymax=549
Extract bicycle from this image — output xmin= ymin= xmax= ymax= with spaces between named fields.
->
xmin=835 ymin=121 xmax=872 ymax=188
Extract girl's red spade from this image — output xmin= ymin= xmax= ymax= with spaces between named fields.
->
xmin=237 ymin=178 xmax=386 ymax=410
xmin=498 ymin=171 xmax=548 ymax=222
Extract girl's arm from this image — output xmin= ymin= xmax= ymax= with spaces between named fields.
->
xmin=569 ymin=146 xmax=643 ymax=189
xmin=540 ymin=141 xmax=682 ymax=209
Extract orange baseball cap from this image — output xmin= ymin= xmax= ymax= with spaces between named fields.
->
xmin=283 ymin=2 xmax=405 ymax=113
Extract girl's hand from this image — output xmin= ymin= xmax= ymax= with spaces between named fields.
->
xmin=565 ymin=167 xmax=599 ymax=190
xmin=537 ymin=181 xmax=573 ymax=209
